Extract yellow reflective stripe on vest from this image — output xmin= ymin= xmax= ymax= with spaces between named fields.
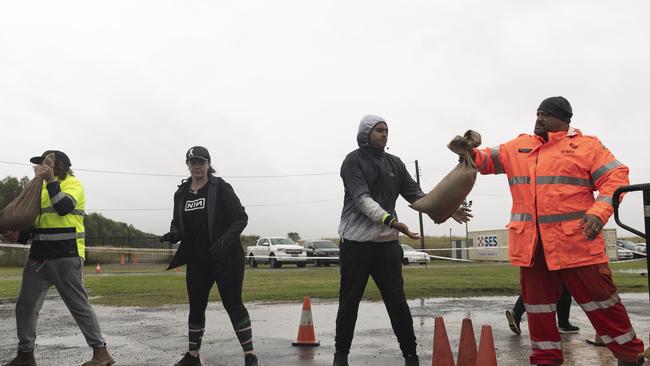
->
xmin=50 ymin=192 xmax=77 ymax=206
xmin=536 ymin=176 xmax=593 ymax=188
xmin=33 ymin=232 xmax=85 ymax=241
xmin=538 ymin=211 xmax=585 ymax=224
xmin=40 ymin=207 xmax=85 ymax=216
xmin=592 ymin=160 xmax=623 ymax=182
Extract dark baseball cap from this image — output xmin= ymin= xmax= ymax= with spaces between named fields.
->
xmin=30 ymin=150 xmax=71 ymax=167
xmin=185 ymin=146 xmax=211 ymax=162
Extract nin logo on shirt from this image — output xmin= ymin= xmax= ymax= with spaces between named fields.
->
xmin=185 ymin=198 xmax=206 ymax=211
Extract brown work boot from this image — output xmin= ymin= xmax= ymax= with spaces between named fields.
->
xmin=81 ymin=347 xmax=114 ymax=366
xmin=3 ymin=351 xmax=36 ymax=366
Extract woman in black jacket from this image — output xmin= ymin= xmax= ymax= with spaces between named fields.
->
xmin=162 ymin=146 xmax=257 ymax=366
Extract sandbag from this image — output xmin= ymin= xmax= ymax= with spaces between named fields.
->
xmin=0 ymin=153 xmax=55 ymax=233
xmin=410 ymin=130 xmax=481 ymax=223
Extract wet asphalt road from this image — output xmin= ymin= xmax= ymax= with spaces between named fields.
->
xmin=1 ymin=293 xmax=648 ymax=366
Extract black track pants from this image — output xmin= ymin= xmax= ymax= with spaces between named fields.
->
xmin=185 ymin=253 xmax=253 ymax=354
xmin=334 ymin=239 xmax=416 ymax=356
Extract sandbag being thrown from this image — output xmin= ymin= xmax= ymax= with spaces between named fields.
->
xmin=410 ymin=130 xmax=481 ymax=223
xmin=0 ymin=153 xmax=55 ymax=233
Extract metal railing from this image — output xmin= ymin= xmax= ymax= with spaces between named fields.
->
xmin=613 ymin=183 xmax=650 ymax=303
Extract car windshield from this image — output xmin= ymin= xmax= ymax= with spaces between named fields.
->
xmin=314 ymin=241 xmax=337 ymax=249
xmin=270 ymin=238 xmax=296 ymax=245
xmin=401 ymin=245 xmax=414 ymax=251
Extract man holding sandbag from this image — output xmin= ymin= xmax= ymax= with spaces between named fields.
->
xmin=333 ymin=115 xmax=471 ymax=366
xmin=1 ymin=151 xmax=114 ymax=366
xmin=467 ymin=97 xmax=646 ymax=366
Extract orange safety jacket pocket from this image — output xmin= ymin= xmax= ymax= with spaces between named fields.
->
xmin=560 ymin=220 xmax=580 ymax=235
xmin=506 ymin=221 xmax=526 ymax=234
xmin=560 ymin=220 xmax=604 ymax=256
xmin=506 ymin=220 xmax=530 ymax=264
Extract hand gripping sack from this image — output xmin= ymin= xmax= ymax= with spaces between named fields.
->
xmin=410 ymin=130 xmax=481 ymax=223
xmin=0 ymin=153 xmax=55 ymax=233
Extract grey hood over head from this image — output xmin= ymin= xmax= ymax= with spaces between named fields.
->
xmin=356 ymin=115 xmax=386 ymax=149
xmin=338 ymin=115 xmax=424 ymax=242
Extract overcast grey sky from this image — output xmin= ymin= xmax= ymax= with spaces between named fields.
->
xmin=1 ymin=0 xmax=649 ymax=240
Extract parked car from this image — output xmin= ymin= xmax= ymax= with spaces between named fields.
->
xmin=617 ymin=240 xmax=645 ymax=258
xmin=401 ymin=244 xmax=430 ymax=265
xmin=246 ymin=237 xmax=308 ymax=268
xmin=617 ymin=247 xmax=634 ymax=260
xmin=303 ymin=240 xmax=340 ymax=266
xmin=635 ymin=243 xmax=646 ymax=254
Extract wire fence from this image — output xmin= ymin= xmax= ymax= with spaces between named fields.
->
xmin=0 ymin=239 xmax=176 ymax=266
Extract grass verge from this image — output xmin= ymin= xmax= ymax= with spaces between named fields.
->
xmin=0 ymin=260 xmax=646 ymax=307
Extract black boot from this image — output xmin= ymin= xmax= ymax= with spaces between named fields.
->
xmin=617 ymin=357 xmax=645 ymax=366
xmin=404 ymin=353 xmax=420 ymax=366
xmin=173 ymin=352 xmax=201 ymax=366
xmin=505 ymin=310 xmax=521 ymax=335
xmin=244 ymin=354 xmax=258 ymax=366
xmin=332 ymin=352 xmax=349 ymax=366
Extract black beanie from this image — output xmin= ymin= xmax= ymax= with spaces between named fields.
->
xmin=538 ymin=96 xmax=573 ymax=122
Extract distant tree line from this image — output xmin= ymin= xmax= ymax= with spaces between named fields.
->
xmin=0 ymin=176 xmax=29 ymax=210
xmin=1 ymin=176 xmax=269 ymax=250
xmin=1 ymin=176 xmax=156 ymax=242
xmin=84 ymin=213 xmax=157 ymax=239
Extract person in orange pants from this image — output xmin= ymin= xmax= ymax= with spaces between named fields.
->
xmin=465 ymin=96 xmax=646 ymax=366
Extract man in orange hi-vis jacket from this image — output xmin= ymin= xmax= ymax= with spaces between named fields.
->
xmin=469 ymin=96 xmax=646 ymax=366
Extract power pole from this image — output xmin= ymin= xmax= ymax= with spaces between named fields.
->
xmin=415 ymin=160 xmax=425 ymax=250
xmin=462 ymin=199 xmax=473 ymax=245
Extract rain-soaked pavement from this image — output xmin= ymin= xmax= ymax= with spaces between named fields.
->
xmin=1 ymin=293 xmax=648 ymax=366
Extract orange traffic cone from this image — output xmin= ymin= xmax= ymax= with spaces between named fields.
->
xmin=476 ymin=325 xmax=497 ymax=366
xmin=432 ymin=316 xmax=455 ymax=366
xmin=456 ymin=318 xmax=477 ymax=366
xmin=119 ymin=255 xmax=125 ymax=265
xmin=95 ymin=263 xmax=102 ymax=274
xmin=292 ymin=297 xmax=320 ymax=346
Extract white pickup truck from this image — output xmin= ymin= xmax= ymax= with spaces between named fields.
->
xmin=246 ymin=237 xmax=308 ymax=268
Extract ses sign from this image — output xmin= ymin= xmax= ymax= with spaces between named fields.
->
xmin=476 ymin=235 xmax=499 ymax=256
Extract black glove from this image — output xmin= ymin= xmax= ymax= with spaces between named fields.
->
xmin=160 ymin=232 xmax=179 ymax=243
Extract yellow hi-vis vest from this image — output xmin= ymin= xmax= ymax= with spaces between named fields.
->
xmin=31 ymin=175 xmax=86 ymax=259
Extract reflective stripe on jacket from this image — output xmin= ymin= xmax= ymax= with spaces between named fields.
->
xmin=30 ymin=175 xmax=86 ymax=259
xmin=472 ymin=127 xmax=629 ymax=270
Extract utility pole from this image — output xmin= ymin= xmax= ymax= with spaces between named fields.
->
xmin=449 ymin=227 xmax=452 ymax=248
xmin=462 ymin=199 xmax=473 ymax=245
xmin=415 ymin=160 xmax=425 ymax=250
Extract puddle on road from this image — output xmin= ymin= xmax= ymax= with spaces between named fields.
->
xmin=1 ymin=294 xmax=648 ymax=365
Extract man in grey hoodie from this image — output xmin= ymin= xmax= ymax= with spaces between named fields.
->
xmin=333 ymin=115 xmax=470 ymax=366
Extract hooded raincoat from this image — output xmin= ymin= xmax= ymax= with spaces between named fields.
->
xmin=338 ymin=115 xmax=424 ymax=242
